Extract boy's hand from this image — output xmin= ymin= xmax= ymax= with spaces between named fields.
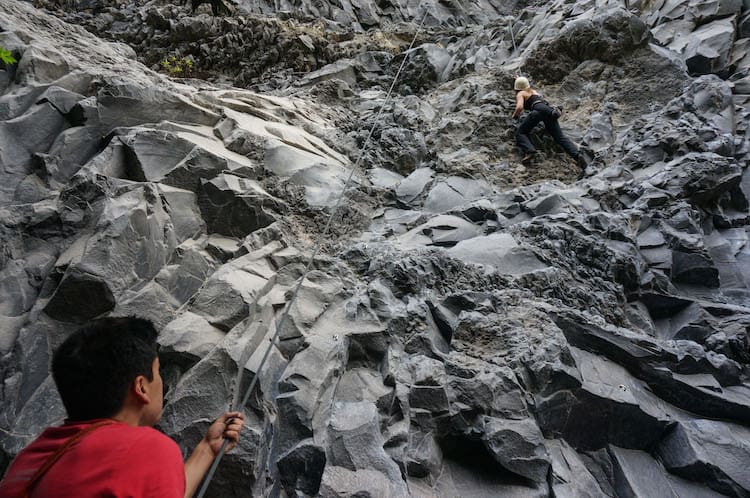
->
xmin=204 ymin=411 xmax=245 ymax=455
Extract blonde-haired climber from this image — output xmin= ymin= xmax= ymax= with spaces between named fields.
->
xmin=511 ymin=76 xmax=584 ymax=172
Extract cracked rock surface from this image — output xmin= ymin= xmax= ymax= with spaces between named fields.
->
xmin=2 ymin=0 xmax=750 ymax=496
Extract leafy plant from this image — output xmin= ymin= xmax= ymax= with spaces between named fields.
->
xmin=161 ymin=55 xmax=194 ymax=77
xmin=0 ymin=46 xmax=17 ymax=65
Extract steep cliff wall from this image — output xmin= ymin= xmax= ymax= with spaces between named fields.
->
xmin=1 ymin=0 xmax=749 ymax=496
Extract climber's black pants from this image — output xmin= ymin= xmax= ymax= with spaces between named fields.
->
xmin=516 ymin=103 xmax=579 ymax=159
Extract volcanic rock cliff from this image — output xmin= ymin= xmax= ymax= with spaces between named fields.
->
xmin=1 ymin=0 xmax=750 ymax=496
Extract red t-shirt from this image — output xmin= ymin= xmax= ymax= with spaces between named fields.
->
xmin=0 ymin=420 xmax=185 ymax=498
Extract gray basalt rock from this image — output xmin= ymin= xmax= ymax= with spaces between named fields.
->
xmin=327 ymin=401 xmax=408 ymax=495
xmin=657 ymin=419 xmax=750 ymax=497
xmin=536 ymin=346 xmax=673 ymax=451
xmin=609 ymin=445 xmax=726 ymax=498
xmin=446 ymin=232 xmax=549 ymax=275
xmin=318 ymin=465 xmax=395 ymax=498
xmin=199 ymin=174 xmax=284 ymax=238
xmin=43 ymin=267 xmax=116 ymax=323
xmin=3 ymin=0 xmax=750 ymax=496
xmin=483 ymin=417 xmax=551 ymax=483
xmin=526 ymin=9 xmax=650 ymax=83
xmin=547 ymin=439 xmax=604 ymax=498
xmin=189 ymin=251 xmax=276 ymax=331
xmin=277 ymin=440 xmax=327 ymax=496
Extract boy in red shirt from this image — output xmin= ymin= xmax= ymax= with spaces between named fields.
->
xmin=0 ymin=317 xmax=245 ymax=497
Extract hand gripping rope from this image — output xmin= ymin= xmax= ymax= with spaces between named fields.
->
xmin=194 ymin=11 xmax=429 ymax=498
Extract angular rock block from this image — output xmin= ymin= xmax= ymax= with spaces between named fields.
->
xmin=199 ymin=174 xmax=283 ymax=238
xmin=96 ymin=82 xmax=219 ymax=130
xmin=423 ymin=176 xmax=492 ymax=214
xmin=671 ymin=250 xmax=720 ymax=287
xmin=327 ymin=401 xmax=407 ymax=494
xmin=535 ymin=347 xmax=672 ymax=451
xmin=681 ymin=18 xmax=737 ymax=76
xmin=155 ymin=241 xmax=216 ymax=305
xmin=0 ymin=260 xmax=38 ymax=318
xmin=189 ymin=252 xmax=276 ymax=331
xmin=398 ymin=214 xmax=483 ymax=247
xmin=318 ymin=466 xmax=395 ymax=498
xmin=547 ymin=439 xmax=604 ymax=498
xmin=447 ymin=232 xmax=549 ymax=275
xmin=276 ymin=336 xmax=347 ymax=453
xmin=158 ymin=311 xmax=225 ymax=365
xmin=44 ymin=268 xmax=115 ymax=323
xmin=610 ymin=445 xmax=726 ymax=498
xmin=658 ymin=419 xmax=750 ymax=497
xmin=483 ymin=417 xmax=551 ymax=483
xmin=277 ymin=440 xmax=326 ymax=496
xmin=396 ymin=167 xmax=435 ymax=204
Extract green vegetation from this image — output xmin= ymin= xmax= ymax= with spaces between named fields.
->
xmin=0 ymin=46 xmax=17 ymax=65
xmin=161 ymin=55 xmax=194 ymax=77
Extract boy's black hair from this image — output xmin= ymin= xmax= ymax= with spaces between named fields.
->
xmin=52 ymin=317 xmax=159 ymax=421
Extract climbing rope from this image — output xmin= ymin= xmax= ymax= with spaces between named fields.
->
xmin=194 ymin=11 xmax=429 ymax=498
xmin=508 ymin=19 xmax=522 ymax=76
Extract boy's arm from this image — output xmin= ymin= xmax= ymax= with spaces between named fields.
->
xmin=184 ymin=411 xmax=245 ymax=498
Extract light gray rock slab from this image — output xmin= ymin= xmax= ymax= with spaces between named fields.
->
xmin=298 ymin=58 xmax=359 ymax=87
xmin=423 ymin=176 xmax=493 ymax=214
xmin=398 ymin=214 xmax=483 ymax=248
xmin=446 ymin=232 xmax=549 ymax=275
xmin=395 ymin=167 xmax=434 ymax=204
xmin=189 ymin=253 xmax=276 ymax=331
xmin=288 ymin=162 xmax=357 ymax=207
xmin=679 ymin=18 xmax=737 ymax=75
xmin=158 ymin=185 xmax=205 ymax=243
xmin=159 ymin=311 xmax=225 ymax=362
xmin=368 ymin=167 xmax=404 ymax=189
xmin=318 ymin=466 xmax=396 ymax=498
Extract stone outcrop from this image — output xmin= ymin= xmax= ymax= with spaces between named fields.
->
xmin=1 ymin=0 xmax=750 ymax=496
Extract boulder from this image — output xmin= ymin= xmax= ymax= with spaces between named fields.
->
xmin=275 ymin=335 xmax=346 ymax=453
xmin=158 ymin=312 xmax=225 ymax=365
xmin=681 ymin=18 xmax=737 ymax=75
xmin=526 ymin=9 xmax=650 ymax=83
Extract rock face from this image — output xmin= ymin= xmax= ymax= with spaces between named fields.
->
xmin=2 ymin=0 xmax=750 ymax=496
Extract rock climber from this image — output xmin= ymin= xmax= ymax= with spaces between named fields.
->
xmin=0 ymin=317 xmax=245 ymax=498
xmin=511 ymin=76 xmax=585 ymax=170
